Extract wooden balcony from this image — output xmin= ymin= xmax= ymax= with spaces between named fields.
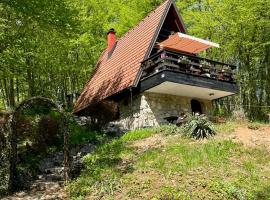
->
xmin=141 ymin=50 xmax=236 ymax=82
xmin=139 ymin=50 xmax=238 ymax=100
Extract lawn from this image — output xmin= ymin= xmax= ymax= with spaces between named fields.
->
xmin=67 ymin=122 xmax=270 ymax=200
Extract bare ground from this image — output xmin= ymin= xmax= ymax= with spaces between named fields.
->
xmin=131 ymin=134 xmax=166 ymax=152
xmin=220 ymin=125 xmax=270 ymax=151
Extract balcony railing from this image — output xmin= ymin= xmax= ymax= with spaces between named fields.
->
xmin=141 ymin=50 xmax=237 ymax=83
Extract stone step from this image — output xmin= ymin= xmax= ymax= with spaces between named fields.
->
xmin=3 ymin=192 xmax=65 ymax=200
xmin=37 ymin=174 xmax=64 ymax=182
xmin=42 ymin=167 xmax=64 ymax=175
xmin=2 ymin=186 xmax=66 ymax=199
xmin=30 ymin=181 xmax=64 ymax=192
xmin=2 ymin=141 xmax=100 ymax=200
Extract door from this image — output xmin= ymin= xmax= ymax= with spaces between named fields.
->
xmin=191 ymin=99 xmax=202 ymax=114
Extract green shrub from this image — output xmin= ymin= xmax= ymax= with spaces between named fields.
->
xmin=183 ymin=115 xmax=216 ymax=139
xmin=212 ymin=105 xmax=230 ymax=118
xmin=69 ymin=121 xmax=105 ymax=146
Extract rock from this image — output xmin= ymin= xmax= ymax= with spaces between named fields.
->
xmin=74 ymin=116 xmax=91 ymax=126
xmin=103 ymin=123 xmax=125 ymax=136
xmin=16 ymin=192 xmax=27 ymax=198
xmin=80 ymin=144 xmax=95 ymax=155
xmin=40 ymin=194 xmax=52 ymax=200
xmin=70 ymin=160 xmax=84 ymax=178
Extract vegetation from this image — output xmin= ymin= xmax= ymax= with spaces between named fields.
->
xmin=1 ymin=0 xmax=270 ymax=197
xmin=183 ymin=114 xmax=216 ymax=139
xmin=154 ymin=124 xmax=183 ymax=136
xmin=0 ymin=0 xmax=269 ymax=120
xmin=0 ymin=0 xmax=163 ymax=109
xmin=0 ymin=99 xmax=69 ymax=194
xmin=214 ymin=119 xmax=269 ymax=134
xmin=178 ymin=0 xmax=270 ymax=120
xmin=0 ymin=111 xmax=11 ymax=196
xmin=0 ymin=143 xmax=8 ymax=196
xmin=69 ymin=121 xmax=108 ymax=146
xmin=121 ymin=128 xmax=156 ymax=142
xmin=67 ymin=122 xmax=270 ymax=200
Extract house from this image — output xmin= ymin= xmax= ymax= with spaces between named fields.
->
xmin=74 ymin=0 xmax=238 ymax=129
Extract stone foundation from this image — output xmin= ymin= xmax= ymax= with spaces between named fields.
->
xmin=113 ymin=92 xmax=212 ymax=130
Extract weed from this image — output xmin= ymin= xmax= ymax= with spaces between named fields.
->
xmin=209 ymin=180 xmax=248 ymax=200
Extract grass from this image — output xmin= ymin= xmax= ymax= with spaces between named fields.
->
xmin=121 ymin=128 xmax=156 ymax=142
xmin=214 ymin=120 xmax=241 ymax=134
xmin=67 ymin=123 xmax=270 ymax=200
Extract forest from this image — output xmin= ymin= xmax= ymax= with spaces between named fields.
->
xmin=0 ymin=0 xmax=270 ymax=120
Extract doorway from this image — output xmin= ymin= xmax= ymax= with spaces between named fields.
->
xmin=191 ymin=99 xmax=202 ymax=114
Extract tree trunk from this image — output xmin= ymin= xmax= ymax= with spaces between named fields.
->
xmin=9 ymin=78 xmax=15 ymax=108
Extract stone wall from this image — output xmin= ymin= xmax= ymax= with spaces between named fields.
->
xmin=113 ymin=92 xmax=212 ymax=130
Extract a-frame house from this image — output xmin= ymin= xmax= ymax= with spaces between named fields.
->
xmin=74 ymin=0 xmax=238 ymax=129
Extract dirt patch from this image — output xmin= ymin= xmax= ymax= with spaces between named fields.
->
xmin=226 ymin=126 xmax=270 ymax=151
xmin=130 ymin=134 xmax=166 ymax=153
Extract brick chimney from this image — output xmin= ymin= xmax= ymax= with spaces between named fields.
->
xmin=107 ymin=28 xmax=116 ymax=51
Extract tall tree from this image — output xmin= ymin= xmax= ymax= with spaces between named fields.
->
xmin=177 ymin=0 xmax=270 ymax=120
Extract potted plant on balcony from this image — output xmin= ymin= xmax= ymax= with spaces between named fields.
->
xmin=201 ymin=60 xmax=211 ymax=67
xmin=177 ymin=55 xmax=189 ymax=64
xmin=222 ymin=65 xmax=232 ymax=73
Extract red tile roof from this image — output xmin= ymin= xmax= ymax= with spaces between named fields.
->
xmin=74 ymin=0 xmax=172 ymax=113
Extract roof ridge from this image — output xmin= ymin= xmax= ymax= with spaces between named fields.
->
xmin=115 ymin=0 xmax=171 ymax=43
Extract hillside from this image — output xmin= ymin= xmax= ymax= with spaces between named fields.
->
xmin=67 ymin=121 xmax=270 ymax=200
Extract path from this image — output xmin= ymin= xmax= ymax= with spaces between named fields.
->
xmin=2 ymin=144 xmax=95 ymax=200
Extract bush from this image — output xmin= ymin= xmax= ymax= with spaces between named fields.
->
xmin=69 ymin=120 xmax=105 ymax=146
xmin=0 ymin=166 xmax=8 ymax=197
xmin=0 ymin=147 xmax=8 ymax=197
xmin=0 ymin=113 xmax=11 ymax=197
xmin=183 ymin=114 xmax=216 ymax=139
